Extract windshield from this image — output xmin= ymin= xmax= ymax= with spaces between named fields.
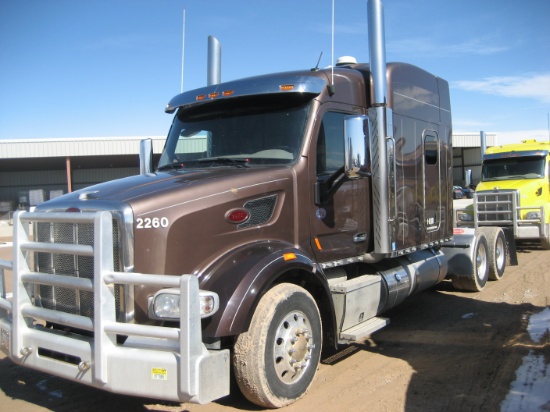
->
xmin=481 ymin=156 xmax=546 ymax=181
xmin=158 ymin=96 xmax=311 ymax=170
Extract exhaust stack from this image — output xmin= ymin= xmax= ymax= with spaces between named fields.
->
xmin=480 ymin=130 xmax=487 ymax=158
xmin=368 ymin=0 xmax=387 ymax=106
xmin=207 ymin=35 xmax=221 ymax=86
xmin=367 ymin=0 xmax=395 ymax=255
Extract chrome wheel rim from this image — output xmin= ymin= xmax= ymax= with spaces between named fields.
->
xmin=272 ymin=310 xmax=315 ymax=385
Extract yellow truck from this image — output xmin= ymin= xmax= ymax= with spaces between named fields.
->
xmin=457 ymin=139 xmax=550 ymax=251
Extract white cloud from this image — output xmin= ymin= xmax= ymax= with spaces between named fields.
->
xmin=453 ymin=74 xmax=550 ymax=104
xmin=388 ymin=37 xmax=508 ymax=56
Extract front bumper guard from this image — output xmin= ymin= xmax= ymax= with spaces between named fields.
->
xmin=0 ymin=210 xmax=229 ymax=404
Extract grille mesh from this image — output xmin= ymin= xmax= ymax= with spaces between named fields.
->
xmin=35 ymin=220 xmax=120 ymax=320
xmin=238 ymin=195 xmax=277 ymax=229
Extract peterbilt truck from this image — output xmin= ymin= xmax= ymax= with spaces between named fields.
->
xmin=0 ymin=0 xmax=503 ymax=408
xmin=457 ymin=139 xmax=550 ymax=251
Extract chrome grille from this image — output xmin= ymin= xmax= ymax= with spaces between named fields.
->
xmin=475 ymin=191 xmax=517 ymax=224
xmin=35 ymin=219 xmax=121 ymax=320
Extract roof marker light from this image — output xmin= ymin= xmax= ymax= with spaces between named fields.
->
xmin=209 ymin=92 xmax=219 ymax=99
xmin=196 ymin=94 xmax=206 ymax=101
xmin=222 ymin=90 xmax=234 ymax=97
xmin=280 ymin=84 xmax=295 ymax=91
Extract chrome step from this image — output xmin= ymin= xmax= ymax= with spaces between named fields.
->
xmin=338 ymin=316 xmax=389 ymax=344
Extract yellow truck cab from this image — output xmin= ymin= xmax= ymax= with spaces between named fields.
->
xmin=458 ymin=139 xmax=550 ymax=249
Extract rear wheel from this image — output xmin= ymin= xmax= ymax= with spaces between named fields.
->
xmin=479 ymin=227 xmax=506 ymax=280
xmin=451 ymin=233 xmax=489 ymax=292
xmin=233 ymin=283 xmax=322 ymax=408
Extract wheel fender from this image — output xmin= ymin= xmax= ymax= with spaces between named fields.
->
xmin=441 ymin=229 xmax=481 ymax=276
xmin=199 ymin=241 xmax=333 ymax=337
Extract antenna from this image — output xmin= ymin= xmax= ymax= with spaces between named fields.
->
xmin=312 ymin=52 xmax=323 ymax=71
xmin=180 ymin=8 xmax=186 ymax=93
xmin=331 ymin=0 xmax=335 ymax=85
xmin=327 ymin=0 xmax=335 ymax=95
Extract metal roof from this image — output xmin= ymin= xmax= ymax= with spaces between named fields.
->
xmin=452 ymin=133 xmax=497 ymax=148
xmin=0 ymin=136 xmax=166 ymax=159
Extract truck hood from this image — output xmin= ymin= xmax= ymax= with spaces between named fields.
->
xmin=38 ymin=167 xmax=291 ymax=213
xmin=476 ymin=179 xmax=542 ymax=194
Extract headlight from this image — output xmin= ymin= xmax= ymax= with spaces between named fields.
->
xmin=525 ymin=211 xmax=541 ymax=220
xmin=458 ymin=213 xmax=473 ymax=222
xmin=154 ymin=292 xmax=181 ymax=318
xmin=151 ymin=288 xmax=220 ymax=320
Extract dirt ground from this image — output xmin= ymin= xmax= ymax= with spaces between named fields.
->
xmin=0 ymin=236 xmax=549 ymax=412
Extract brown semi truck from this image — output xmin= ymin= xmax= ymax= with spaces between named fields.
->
xmin=0 ymin=0 xmax=506 ymax=408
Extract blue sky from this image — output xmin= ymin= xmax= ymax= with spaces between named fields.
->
xmin=1 ymin=0 xmax=549 ymax=144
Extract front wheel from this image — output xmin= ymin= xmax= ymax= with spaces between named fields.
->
xmin=233 ymin=283 xmax=322 ymax=408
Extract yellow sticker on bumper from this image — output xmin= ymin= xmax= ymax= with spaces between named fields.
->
xmin=152 ymin=368 xmax=167 ymax=380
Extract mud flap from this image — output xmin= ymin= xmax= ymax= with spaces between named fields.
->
xmin=502 ymin=228 xmax=518 ymax=266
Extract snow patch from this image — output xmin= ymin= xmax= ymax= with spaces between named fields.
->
xmin=500 ymin=307 xmax=550 ymax=412
xmin=527 ymin=307 xmax=550 ymax=343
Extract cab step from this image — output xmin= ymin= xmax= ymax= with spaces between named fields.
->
xmin=338 ymin=316 xmax=389 ymax=344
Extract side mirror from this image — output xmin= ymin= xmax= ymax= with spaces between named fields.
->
xmin=139 ymin=139 xmax=153 ymax=175
xmin=344 ymin=115 xmax=370 ymax=178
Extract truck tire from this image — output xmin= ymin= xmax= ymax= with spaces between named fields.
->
xmin=233 ymin=283 xmax=322 ymax=408
xmin=478 ymin=227 xmax=506 ymax=280
xmin=451 ymin=233 xmax=489 ymax=292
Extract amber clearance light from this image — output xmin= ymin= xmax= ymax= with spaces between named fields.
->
xmin=279 ymin=84 xmax=295 ymax=91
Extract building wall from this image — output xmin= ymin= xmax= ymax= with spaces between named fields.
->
xmin=453 ymin=147 xmax=483 ymax=186
xmin=0 ymin=166 xmax=139 ymax=208
xmin=451 ymin=133 xmax=496 ymax=187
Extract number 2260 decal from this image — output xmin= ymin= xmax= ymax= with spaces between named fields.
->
xmin=136 ymin=217 xmax=169 ymax=229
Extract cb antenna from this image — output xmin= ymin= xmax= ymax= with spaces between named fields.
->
xmin=312 ymin=52 xmax=323 ymax=71
xmin=180 ymin=8 xmax=186 ymax=93
xmin=328 ymin=0 xmax=336 ymax=95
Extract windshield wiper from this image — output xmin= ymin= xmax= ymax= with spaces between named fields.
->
xmin=197 ymin=157 xmax=249 ymax=168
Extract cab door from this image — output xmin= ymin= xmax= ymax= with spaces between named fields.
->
xmin=309 ymin=109 xmax=370 ymax=263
